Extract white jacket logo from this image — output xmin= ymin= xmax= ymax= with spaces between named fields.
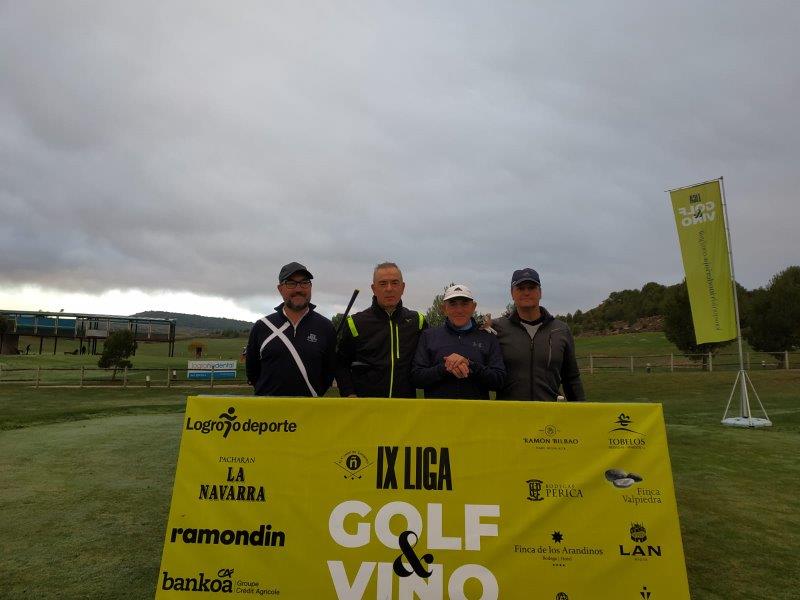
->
xmin=307 ymin=333 xmax=318 ymax=343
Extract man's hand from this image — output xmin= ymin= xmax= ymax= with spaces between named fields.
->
xmin=481 ymin=313 xmax=496 ymax=334
xmin=444 ymin=353 xmax=470 ymax=379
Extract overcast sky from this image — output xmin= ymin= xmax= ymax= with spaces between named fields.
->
xmin=1 ymin=1 xmax=798 ymax=322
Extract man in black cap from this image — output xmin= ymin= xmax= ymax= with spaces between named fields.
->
xmin=489 ymin=268 xmax=585 ymax=401
xmin=245 ymin=262 xmax=336 ymax=396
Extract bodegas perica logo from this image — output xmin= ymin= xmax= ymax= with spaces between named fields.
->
xmin=526 ymin=478 xmax=584 ymax=502
xmin=184 ymin=406 xmax=298 ymax=438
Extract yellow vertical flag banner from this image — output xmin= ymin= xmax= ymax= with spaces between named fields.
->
xmin=156 ymin=396 xmax=691 ymax=599
xmin=670 ymin=180 xmax=737 ymax=344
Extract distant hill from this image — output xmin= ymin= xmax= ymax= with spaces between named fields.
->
xmin=556 ymin=281 xmax=678 ymax=336
xmin=130 ymin=311 xmax=251 ymax=335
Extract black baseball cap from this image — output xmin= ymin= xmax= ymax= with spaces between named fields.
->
xmin=278 ymin=262 xmax=313 ymax=282
xmin=511 ymin=268 xmax=540 ymax=287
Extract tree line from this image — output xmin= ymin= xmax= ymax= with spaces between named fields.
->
xmin=558 ymin=265 xmax=800 ymax=365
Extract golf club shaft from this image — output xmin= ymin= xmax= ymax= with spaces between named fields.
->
xmin=336 ymin=289 xmax=360 ymax=334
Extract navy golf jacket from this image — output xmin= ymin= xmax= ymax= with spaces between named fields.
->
xmin=411 ymin=319 xmax=506 ymax=399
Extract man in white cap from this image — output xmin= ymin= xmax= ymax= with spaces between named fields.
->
xmin=490 ymin=268 xmax=584 ymax=401
xmin=411 ymin=284 xmax=505 ymax=399
xmin=245 ymin=261 xmax=336 ymax=396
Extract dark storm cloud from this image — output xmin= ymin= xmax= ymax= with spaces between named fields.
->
xmin=1 ymin=1 xmax=798 ymax=317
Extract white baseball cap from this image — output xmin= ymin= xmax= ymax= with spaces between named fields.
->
xmin=443 ymin=284 xmax=474 ymax=302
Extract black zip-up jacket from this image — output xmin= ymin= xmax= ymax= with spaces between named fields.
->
xmin=411 ymin=318 xmax=506 ymax=400
xmin=491 ymin=307 xmax=585 ymax=401
xmin=245 ymin=303 xmax=336 ymax=397
xmin=335 ymin=297 xmax=426 ymax=398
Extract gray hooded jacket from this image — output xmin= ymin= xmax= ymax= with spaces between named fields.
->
xmin=491 ymin=307 xmax=585 ymax=401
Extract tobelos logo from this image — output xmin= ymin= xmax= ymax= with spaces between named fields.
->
xmin=608 ymin=413 xmax=646 ymax=449
xmin=185 ymin=406 xmax=298 ymax=438
xmin=610 ymin=413 xmax=643 ymax=435
xmin=555 ymin=593 xmax=569 ymax=600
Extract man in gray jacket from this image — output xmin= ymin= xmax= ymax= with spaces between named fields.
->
xmin=490 ymin=268 xmax=585 ymax=401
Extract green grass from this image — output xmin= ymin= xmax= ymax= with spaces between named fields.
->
xmin=0 ymin=335 xmax=250 ymax=385
xmin=0 ymin=387 xmax=197 ymax=430
xmin=5 ymin=334 xmax=247 ymax=365
xmin=577 ymin=331 xmax=683 ymax=355
xmin=2 ymin=332 xmax=794 ymax=385
xmin=1 ymin=371 xmax=798 ymax=598
xmin=0 ymin=413 xmax=184 ymax=598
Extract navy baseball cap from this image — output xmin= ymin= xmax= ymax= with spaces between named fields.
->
xmin=278 ymin=262 xmax=313 ymax=282
xmin=511 ymin=268 xmax=540 ymax=287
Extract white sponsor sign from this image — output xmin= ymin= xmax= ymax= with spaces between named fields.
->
xmin=187 ymin=360 xmax=237 ymax=380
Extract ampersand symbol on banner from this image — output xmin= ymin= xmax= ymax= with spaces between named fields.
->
xmin=392 ymin=531 xmax=434 ymax=578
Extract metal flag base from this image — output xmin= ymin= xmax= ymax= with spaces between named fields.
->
xmin=721 ymin=369 xmax=772 ymax=428
xmin=721 ymin=416 xmax=773 ymax=428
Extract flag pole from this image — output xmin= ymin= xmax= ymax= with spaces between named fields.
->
xmin=719 ymin=177 xmax=771 ymax=427
xmin=719 ymin=177 xmax=747 ymax=388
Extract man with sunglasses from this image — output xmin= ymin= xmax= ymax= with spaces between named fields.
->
xmin=245 ymin=262 xmax=336 ymax=396
xmin=490 ymin=268 xmax=585 ymax=402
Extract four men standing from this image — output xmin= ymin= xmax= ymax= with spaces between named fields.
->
xmin=247 ymin=262 xmax=584 ymax=401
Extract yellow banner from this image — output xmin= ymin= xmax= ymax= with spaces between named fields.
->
xmin=670 ymin=180 xmax=737 ymax=343
xmin=157 ymin=396 xmax=690 ymax=599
